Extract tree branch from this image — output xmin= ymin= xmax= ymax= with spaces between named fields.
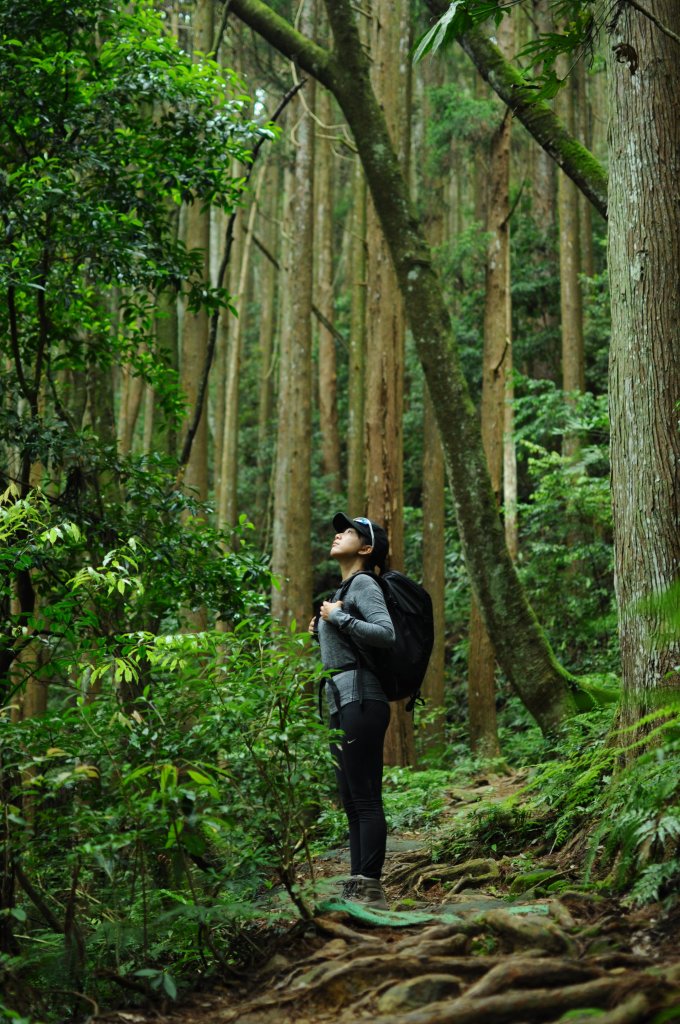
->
xmin=627 ymin=0 xmax=680 ymax=47
xmin=7 ymin=285 xmax=35 ymax=409
xmin=457 ymin=26 xmax=608 ymax=218
xmin=229 ymin=0 xmax=334 ymax=86
xmin=420 ymin=0 xmax=608 ymax=217
xmin=14 ymin=862 xmax=64 ymax=934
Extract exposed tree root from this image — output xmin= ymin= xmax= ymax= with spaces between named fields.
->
xmin=463 ymin=956 xmax=604 ymax=998
xmin=365 ymin=975 xmax=659 ymax=1024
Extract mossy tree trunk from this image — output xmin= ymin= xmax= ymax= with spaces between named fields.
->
xmin=229 ymin=0 xmax=588 ymax=734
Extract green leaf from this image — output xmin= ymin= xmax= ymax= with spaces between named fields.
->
xmin=162 ymin=973 xmax=178 ymax=999
xmin=413 ymin=2 xmax=464 ymax=63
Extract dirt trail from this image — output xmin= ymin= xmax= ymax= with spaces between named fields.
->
xmin=98 ymin=775 xmax=680 ymax=1024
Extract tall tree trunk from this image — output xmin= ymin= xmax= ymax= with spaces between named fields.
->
xmin=576 ymin=57 xmax=595 ymax=281
xmin=117 ymin=354 xmax=145 ymax=455
xmin=365 ymin=0 xmax=412 ymax=766
xmin=315 ymin=85 xmax=342 ymax=491
xmin=557 ymin=60 xmax=585 ymax=453
xmin=422 ymin=388 xmax=447 ymax=748
xmin=218 ymin=166 xmax=263 ymax=532
xmin=153 ymin=281 xmax=180 ymax=458
xmin=255 ymin=162 xmax=279 ymax=536
xmin=467 ymin=11 xmax=514 ymax=758
xmin=347 ymin=156 xmax=367 ymax=514
xmin=271 ymin=54 xmax=315 ymax=628
xmin=417 ymin=60 xmax=447 ymax=752
xmin=179 ymin=0 xmax=214 ymax=501
xmin=607 ymin=1 xmax=680 ymax=724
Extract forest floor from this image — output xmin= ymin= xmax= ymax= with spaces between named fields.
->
xmin=97 ymin=771 xmax=680 ymax=1024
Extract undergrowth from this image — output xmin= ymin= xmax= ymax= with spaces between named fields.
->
xmin=429 ymin=703 xmax=680 ymax=906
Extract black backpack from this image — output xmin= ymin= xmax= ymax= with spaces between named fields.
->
xmin=338 ymin=570 xmax=434 ymax=712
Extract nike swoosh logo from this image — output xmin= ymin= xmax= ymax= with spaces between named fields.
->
xmin=346 ymin=738 xmax=358 ymax=744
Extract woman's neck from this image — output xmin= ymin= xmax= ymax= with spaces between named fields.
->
xmin=339 ymin=557 xmax=369 ymax=581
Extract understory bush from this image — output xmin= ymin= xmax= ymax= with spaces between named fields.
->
xmin=433 ymin=704 xmax=680 ymax=905
xmin=1 ymin=623 xmax=333 ymax=1021
xmin=0 ymin=493 xmax=334 ymax=1022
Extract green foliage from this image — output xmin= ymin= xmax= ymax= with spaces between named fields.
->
xmin=435 ymin=801 xmax=546 ymax=863
xmin=413 ymin=0 xmax=505 ymax=63
xmin=414 ymin=1 xmax=599 ymax=101
xmin=1 ymin=539 xmax=333 ymax=1019
xmin=513 ymin=384 xmax=616 ymax=673
xmin=426 ymin=83 xmax=501 ymax=159
xmin=585 ymin=710 xmax=680 ymax=904
xmin=432 ymin=704 xmax=680 ymax=906
xmin=0 ymin=0 xmax=269 ymax=477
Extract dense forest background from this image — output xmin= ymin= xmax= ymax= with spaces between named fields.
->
xmin=1 ymin=0 xmax=679 ymax=1020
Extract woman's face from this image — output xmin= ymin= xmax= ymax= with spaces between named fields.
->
xmin=330 ymin=526 xmax=366 ymax=560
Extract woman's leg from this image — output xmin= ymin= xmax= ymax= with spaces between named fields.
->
xmin=329 ymin=700 xmax=390 ymax=879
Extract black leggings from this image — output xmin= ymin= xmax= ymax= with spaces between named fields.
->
xmin=329 ymin=700 xmax=390 ymax=880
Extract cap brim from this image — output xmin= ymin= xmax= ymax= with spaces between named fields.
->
xmin=332 ymin=512 xmax=373 ymax=545
xmin=332 ymin=512 xmax=354 ymax=533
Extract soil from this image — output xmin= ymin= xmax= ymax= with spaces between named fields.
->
xmin=94 ymin=772 xmax=680 ymax=1024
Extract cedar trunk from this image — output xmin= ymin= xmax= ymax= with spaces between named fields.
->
xmin=467 ymin=24 xmax=513 ymax=758
xmin=270 ymin=73 xmax=315 ymax=627
xmin=607 ymin=2 xmax=680 ymax=722
xmin=365 ymin=0 xmax=412 ymax=766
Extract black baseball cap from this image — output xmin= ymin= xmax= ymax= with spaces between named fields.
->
xmin=332 ymin=512 xmax=389 ymax=569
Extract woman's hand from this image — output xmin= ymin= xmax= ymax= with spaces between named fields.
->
xmin=320 ymin=599 xmax=343 ymax=621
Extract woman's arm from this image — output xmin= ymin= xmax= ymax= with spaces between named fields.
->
xmin=326 ymin=577 xmax=395 ymax=649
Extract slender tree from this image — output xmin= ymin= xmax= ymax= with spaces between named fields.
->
xmin=270 ymin=28 xmax=316 ymax=627
xmin=315 ymin=83 xmax=342 ymax=491
xmin=466 ymin=16 xmax=514 ymax=759
xmin=347 ymin=156 xmax=367 ymax=514
xmin=364 ymin=0 xmax=413 ymax=765
xmin=179 ymin=0 xmax=215 ymax=501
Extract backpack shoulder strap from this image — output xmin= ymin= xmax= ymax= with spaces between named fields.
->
xmin=338 ymin=570 xmax=383 ymax=601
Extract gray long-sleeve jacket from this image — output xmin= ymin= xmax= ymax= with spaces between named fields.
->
xmin=317 ymin=572 xmax=395 ymax=713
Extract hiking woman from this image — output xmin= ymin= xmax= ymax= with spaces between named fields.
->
xmin=312 ymin=512 xmax=395 ymax=910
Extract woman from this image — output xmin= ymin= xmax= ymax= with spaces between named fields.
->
xmin=313 ymin=512 xmax=395 ymax=910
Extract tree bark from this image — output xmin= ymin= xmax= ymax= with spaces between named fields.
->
xmin=347 ymin=156 xmax=367 ymax=514
xmin=607 ymin=1 xmax=680 ymax=722
xmin=218 ymin=164 xmax=263 ymax=532
xmin=270 ymin=45 xmax=315 ymax=628
xmin=557 ymin=62 xmax=585 ymax=426
xmin=179 ymin=0 xmax=214 ymax=501
xmin=255 ymin=161 xmax=279 ymax=536
xmin=229 ymin=0 xmax=584 ymax=734
xmin=422 ymin=388 xmax=447 ymax=749
xmin=467 ymin=68 xmax=513 ymax=758
xmin=315 ymin=83 xmax=342 ymax=492
xmin=364 ymin=0 xmax=412 ymax=766
xmin=417 ymin=60 xmax=447 ymax=752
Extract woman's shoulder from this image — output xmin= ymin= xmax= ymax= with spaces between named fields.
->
xmin=346 ymin=572 xmax=383 ymax=597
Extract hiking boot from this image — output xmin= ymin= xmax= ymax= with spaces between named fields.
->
xmin=341 ymin=877 xmax=359 ymax=899
xmin=349 ymin=875 xmax=389 ymax=910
